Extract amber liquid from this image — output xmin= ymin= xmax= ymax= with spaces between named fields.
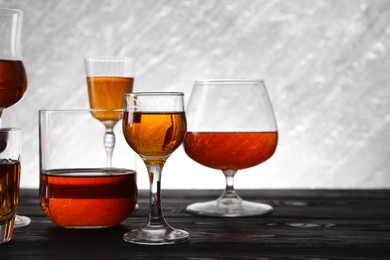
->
xmin=123 ymin=112 xmax=187 ymax=165
xmin=0 ymin=60 xmax=28 ymax=109
xmin=87 ymin=77 xmax=133 ymax=126
xmin=0 ymin=160 xmax=21 ymax=224
xmin=40 ymin=168 xmax=137 ymax=228
xmin=184 ymin=132 xmax=278 ymax=171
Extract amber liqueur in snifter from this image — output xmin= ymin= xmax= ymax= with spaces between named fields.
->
xmin=184 ymin=132 xmax=277 ymax=170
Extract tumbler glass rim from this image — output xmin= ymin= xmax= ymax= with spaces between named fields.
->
xmin=84 ymin=56 xmax=135 ymax=62
xmin=0 ymin=8 xmax=23 ymax=15
xmin=195 ymin=79 xmax=264 ymax=84
xmin=38 ymin=109 xmax=125 ymax=113
xmin=0 ymin=128 xmax=21 ymax=133
xmin=125 ymin=92 xmax=184 ymax=97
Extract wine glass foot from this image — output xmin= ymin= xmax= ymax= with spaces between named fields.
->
xmin=186 ymin=198 xmax=273 ymax=217
xmin=123 ymin=225 xmax=189 ymax=245
xmin=14 ymin=214 xmax=31 ymax=228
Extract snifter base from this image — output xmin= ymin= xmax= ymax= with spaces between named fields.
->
xmin=123 ymin=225 xmax=189 ymax=245
xmin=186 ymin=198 xmax=273 ymax=217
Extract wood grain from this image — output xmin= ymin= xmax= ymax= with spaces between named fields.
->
xmin=1 ymin=189 xmax=389 ymax=259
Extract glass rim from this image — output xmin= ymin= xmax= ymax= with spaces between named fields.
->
xmin=125 ymin=92 xmax=184 ymax=97
xmin=39 ymin=109 xmax=125 ymax=113
xmin=84 ymin=56 xmax=135 ymax=62
xmin=0 ymin=8 xmax=23 ymax=15
xmin=195 ymin=79 xmax=265 ymax=84
xmin=0 ymin=128 xmax=21 ymax=133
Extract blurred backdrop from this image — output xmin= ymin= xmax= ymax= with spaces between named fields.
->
xmin=1 ymin=0 xmax=389 ymax=189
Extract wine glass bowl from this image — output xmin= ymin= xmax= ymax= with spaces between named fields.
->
xmin=85 ymin=56 xmax=134 ymax=167
xmin=184 ymin=79 xmax=278 ymax=217
xmin=122 ymin=92 xmax=189 ymax=245
xmin=0 ymin=9 xmax=27 ymax=119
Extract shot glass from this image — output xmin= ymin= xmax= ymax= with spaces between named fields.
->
xmin=0 ymin=128 xmax=21 ymax=244
xmin=39 ymin=110 xmax=138 ymax=228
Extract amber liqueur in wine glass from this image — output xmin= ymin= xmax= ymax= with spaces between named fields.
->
xmin=85 ymin=57 xmax=134 ymax=167
xmin=0 ymin=9 xmax=29 ymax=227
xmin=0 ymin=9 xmax=27 ymax=125
xmin=184 ymin=79 xmax=278 ymax=217
xmin=122 ymin=92 xmax=189 ymax=245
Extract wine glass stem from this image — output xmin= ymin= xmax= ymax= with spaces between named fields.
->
xmin=147 ymin=164 xmax=167 ymax=227
xmin=104 ymin=127 xmax=115 ymax=167
xmin=0 ymin=109 xmax=3 ymax=127
xmin=221 ymin=169 xmax=241 ymax=200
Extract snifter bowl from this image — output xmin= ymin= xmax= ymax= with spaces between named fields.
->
xmin=184 ymin=79 xmax=278 ymax=217
xmin=39 ymin=109 xmax=138 ymax=228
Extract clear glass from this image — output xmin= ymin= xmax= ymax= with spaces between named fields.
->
xmin=39 ymin=109 xmax=138 ymax=228
xmin=85 ymin=56 xmax=135 ymax=167
xmin=122 ymin=92 xmax=189 ymax=245
xmin=184 ymin=79 xmax=278 ymax=217
xmin=0 ymin=128 xmax=21 ymax=244
xmin=0 ymin=8 xmax=29 ymax=228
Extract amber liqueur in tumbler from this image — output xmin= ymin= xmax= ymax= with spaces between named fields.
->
xmin=40 ymin=168 xmax=137 ymax=228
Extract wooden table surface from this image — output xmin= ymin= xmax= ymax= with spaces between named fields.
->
xmin=2 ymin=189 xmax=390 ymax=259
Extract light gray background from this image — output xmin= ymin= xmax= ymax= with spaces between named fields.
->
xmin=1 ymin=0 xmax=389 ymax=189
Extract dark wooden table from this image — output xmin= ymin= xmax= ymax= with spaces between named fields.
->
xmin=1 ymin=189 xmax=390 ymax=259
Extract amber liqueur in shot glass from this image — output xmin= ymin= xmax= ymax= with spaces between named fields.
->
xmin=0 ymin=128 xmax=21 ymax=243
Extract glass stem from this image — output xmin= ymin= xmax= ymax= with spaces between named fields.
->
xmin=0 ymin=109 xmax=3 ymax=127
xmin=104 ymin=127 xmax=115 ymax=167
xmin=147 ymin=164 xmax=167 ymax=228
xmin=220 ymin=169 xmax=242 ymax=202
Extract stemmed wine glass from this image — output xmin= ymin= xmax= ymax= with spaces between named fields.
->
xmin=184 ymin=79 xmax=278 ymax=217
xmin=122 ymin=92 xmax=189 ymax=245
xmin=0 ymin=9 xmax=29 ymax=227
xmin=85 ymin=56 xmax=134 ymax=167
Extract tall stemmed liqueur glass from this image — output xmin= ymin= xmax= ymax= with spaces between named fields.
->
xmin=122 ymin=92 xmax=189 ymax=245
xmin=0 ymin=9 xmax=29 ymax=227
xmin=85 ymin=56 xmax=134 ymax=167
xmin=184 ymin=79 xmax=278 ymax=217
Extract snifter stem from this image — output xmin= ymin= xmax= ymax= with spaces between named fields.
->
xmin=187 ymin=169 xmax=272 ymax=217
xmin=218 ymin=169 xmax=244 ymax=205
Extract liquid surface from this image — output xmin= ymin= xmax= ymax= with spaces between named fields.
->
xmin=184 ymin=132 xmax=278 ymax=170
xmin=40 ymin=168 xmax=137 ymax=228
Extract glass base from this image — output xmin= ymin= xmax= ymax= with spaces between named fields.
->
xmin=123 ymin=225 xmax=189 ymax=245
xmin=14 ymin=215 xmax=31 ymax=228
xmin=186 ymin=198 xmax=273 ymax=217
xmin=0 ymin=215 xmax=15 ymax=244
